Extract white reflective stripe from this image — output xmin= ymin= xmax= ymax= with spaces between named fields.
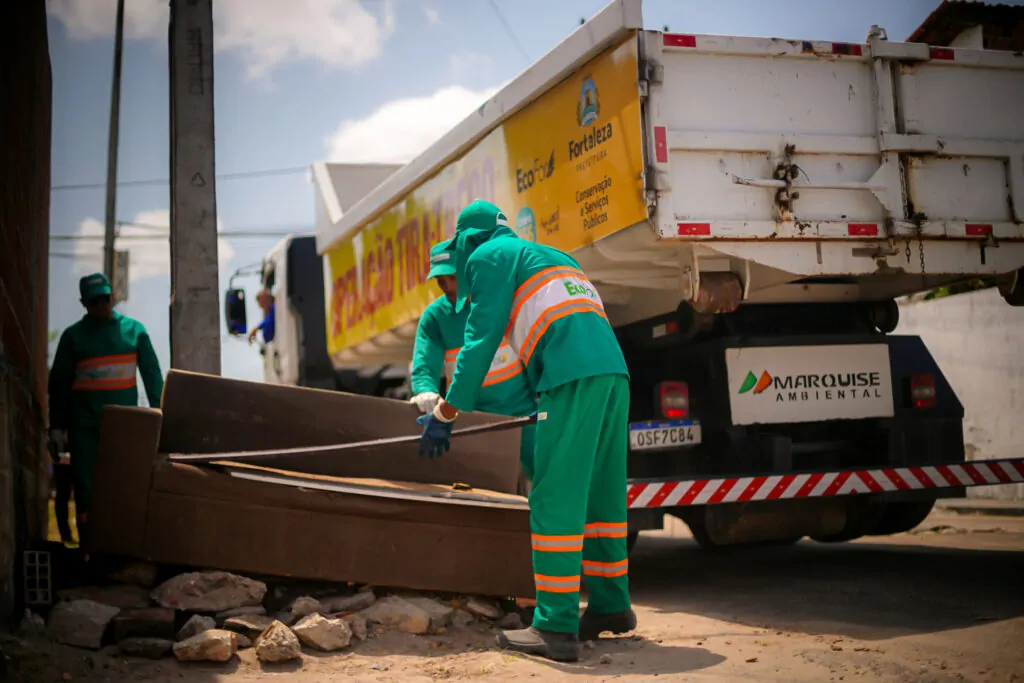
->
xmin=506 ymin=267 xmax=607 ymax=362
xmin=74 ymin=356 xmax=137 ymax=383
xmin=444 ymin=340 xmax=522 ymax=384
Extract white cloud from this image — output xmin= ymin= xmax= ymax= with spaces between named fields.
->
xmin=46 ymin=0 xmax=394 ymax=81
xmin=325 ymin=85 xmax=500 ymax=164
xmin=423 ymin=5 xmax=441 ymax=25
xmin=65 ymin=209 xmax=235 ymax=286
xmin=449 ymin=51 xmax=492 ymax=81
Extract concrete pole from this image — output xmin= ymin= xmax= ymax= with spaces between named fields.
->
xmin=102 ymin=0 xmax=124 ymax=279
xmin=168 ymin=0 xmax=221 ymax=374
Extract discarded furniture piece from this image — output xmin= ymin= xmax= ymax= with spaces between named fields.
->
xmin=88 ymin=372 xmax=534 ymax=598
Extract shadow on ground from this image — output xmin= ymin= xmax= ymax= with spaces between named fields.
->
xmin=627 ymin=531 xmax=1024 ymax=641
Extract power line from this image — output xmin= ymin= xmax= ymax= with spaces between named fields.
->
xmin=487 ymin=0 xmax=531 ymax=65
xmin=51 ymin=166 xmax=309 ymax=192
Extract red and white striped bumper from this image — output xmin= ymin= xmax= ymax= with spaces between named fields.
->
xmin=626 ymin=458 xmax=1024 ymax=509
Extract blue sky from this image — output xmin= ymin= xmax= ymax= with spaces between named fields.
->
xmin=46 ymin=0 xmax=969 ymax=385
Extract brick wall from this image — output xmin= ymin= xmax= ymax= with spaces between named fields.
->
xmin=0 ymin=0 xmax=52 ymax=620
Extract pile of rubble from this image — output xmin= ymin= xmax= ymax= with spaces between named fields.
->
xmin=22 ymin=567 xmax=523 ymax=666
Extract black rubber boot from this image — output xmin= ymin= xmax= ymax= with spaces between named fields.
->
xmin=578 ymin=609 xmax=637 ymax=641
xmin=496 ymin=626 xmax=581 ymax=662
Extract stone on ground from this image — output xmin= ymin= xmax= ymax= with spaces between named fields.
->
xmin=111 ymin=607 xmax=175 ymax=642
xmin=177 ymin=614 xmax=216 ymax=641
xmin=292 ymin=613 xmax=352 ymax=651
xmin=465 ymin=597 xmax=503 ymax=620
xmin=47 ymin=599 xmax=121 ymax=649
xmin=289 ymin=596 xmax=323 ymax=619
xmin=216 ymin=605 xmax=267 ymax=620
xmin=254 ymin=621 xmax=301 ymax=663
xmin=223 ymin=614 xmax=276 ymax=638
xmin=172 ymin=629 xmax=237 ymax=662
xmin=451 ymin=609 xmax=475 ymax=628
xmin=404 ymin=597 xmax=454 ymax=632
xmin=18 ymin=609 xmax=45 ymax=637
xmin=57 ymin=585 xmax=150 ymax=610
xmin=359 ymin=596 xmax=431 ymax=635
xmin=497 ymin=612 xmax=524 ymax=630
xmin=152 ymin=571 xmax=266 ymax=612
xmin=341 ymin=613 xmax=367 ymax=641
xmin=320 ymin=591 xmax=375 ymax=614
xmin=119 ymin=637 xmax=173 ymax=659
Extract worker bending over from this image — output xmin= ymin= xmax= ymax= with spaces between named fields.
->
xmin=410 ymin=242 xmax=537 ymax=481
xmin=418 ymin=201 xmax=635 ymax=662
xmin=48 ymin=274 xmax=164 ymax=545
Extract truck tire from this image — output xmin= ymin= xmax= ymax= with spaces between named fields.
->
xmin=999 ymin=268 xmax=1024 ymax=307
xmin=866 ymin=500 xmax=936 ymax=536
xmin=810 ymin=499 xmax=886 ymax=543
xmin=684 ymin=518 xmax=800 ymax=551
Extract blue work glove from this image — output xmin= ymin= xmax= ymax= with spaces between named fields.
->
xmin=417 ymin=412 xmax=453 ymax=459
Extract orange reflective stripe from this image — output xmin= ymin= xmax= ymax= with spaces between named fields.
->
xmin=534 ymin=574 xmax=581 ymax=593
xmin=72 ymin=377 xmax=137 ymax=391
xmin=481 ymin=363 xmax=523 ymax=387
xmin=582 ymin=559 xmax=629 ymax=578
xmin=584 ymin=522 xmax=629 ymax=539
xmin=75 ymin=353 xmax=136 ymax=370
xmin=531 ymin=533 xmax=584 ymax=552
xmin=506 ymin=267 xmax=583 ymax=336
xmin=521 ymin=300 xmax=606 ymax=364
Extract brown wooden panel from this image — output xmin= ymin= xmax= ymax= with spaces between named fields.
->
xmin=158 ymin=370 xmax=524 ymax=494
xmin=143 ymin=491 xmax=535 ymax=598
xmin=89 ymin=407 xmax=163 ymax=555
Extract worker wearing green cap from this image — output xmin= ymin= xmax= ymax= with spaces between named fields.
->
xmin=417 ymin=201 xmax=634 ymax=662
xmin=410 ymin=242 xmax=537 ymax=481
xmin=47 ymin=273 xmax=165 ymax=545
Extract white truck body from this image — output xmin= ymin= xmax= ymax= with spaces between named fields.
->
xmin=312 ymin=0 xmax=1024 ymax=370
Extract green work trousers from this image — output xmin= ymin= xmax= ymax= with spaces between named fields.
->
xmin=519 ymin=422 xmax=536 ymax=481
xmin=68 ymin=426 xmax=101 ymax=523
xmin=528 ymin=374 xmax=631 ymax=633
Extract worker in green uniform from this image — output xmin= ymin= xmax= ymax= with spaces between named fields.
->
xmin=47 ymin=273 xmax=165 ymax=545
xmin=417 ymin=201 xmax=635 ymax=662
xmin=409 ymin=243 xmax=537 ymax=480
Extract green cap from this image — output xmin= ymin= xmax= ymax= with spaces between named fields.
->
xmin=445 ymin=200 xmax=510 ymax=249
xmin=427 ymin=240 xmax=456 ymax=279
xmin=79 ymin=273 xmax=112 ymax=300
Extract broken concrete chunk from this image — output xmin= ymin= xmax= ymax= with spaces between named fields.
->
xmin=289 ymin=596 xmax=323 ymax=619
xmin=451 ymin=609 xmax=475 ymax=628
xmin=177 ymin=614 xmax=216 ymax=642
xmin=57 ymin=585 xmax=150 ymax=610
xmin=236 ymin=634 xmax=253 ymax=649
xmin=48 ymin=599 xmax=121 ymax=649
xmin=465 ymin=597 xmax=503 ymax=620
xmin=173 ymin=629 xmax=237 ymax=662
xmin=359 ymin=596 xmax=430 ymax=635
xmin=320 ymin=591 xmax=375 ymax=614
xmin=292 ymin=613 xmax=352 ymax=652
xmin=223 ymin=614 xmax=276 ymax=638
xmin=341 ymin=613 xmax=367 ymax=641
xmin=216 ymin=605 xmax=266 ymax=620
xmin=152 ymin=571 xmax=266 ymax=612
xmin=18 ymin=609 xmax=45 ymax=637
xmin=254 ymin=621 xmax=301 ymax=663
xmin=111 ymin=607 xmax=176 ymax=642
xmin=119 ymin=637 xmax=173 ymax=659
xmin=404 ymin=597 xmax=454 ymax=632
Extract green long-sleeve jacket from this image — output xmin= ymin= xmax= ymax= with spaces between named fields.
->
xmin=48 ymin=311 xmax=165 ymax=430
xmin=411 ymin=295 xmax=536 ymax=417
xmin=444 ymin=201 xmax=628 ymax=413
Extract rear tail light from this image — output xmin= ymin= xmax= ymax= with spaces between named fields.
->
xmin=658 ymin=381 xmax=689 ymax=419
xmin=909 ymin=373 xmax=936 ymax=409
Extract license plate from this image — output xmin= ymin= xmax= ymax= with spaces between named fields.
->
xmin=628 ymin=420 xmax=702 ymax=451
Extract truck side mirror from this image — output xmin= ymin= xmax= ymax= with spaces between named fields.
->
xmin=225 ymin=288 xmax=247 ymax=336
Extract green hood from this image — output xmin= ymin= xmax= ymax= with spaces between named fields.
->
xmin=446 ymin=200 xmax=517 ymax=313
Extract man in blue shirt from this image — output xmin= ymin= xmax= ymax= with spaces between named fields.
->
xmin=248 ymin=288 xmax=276 ymax=344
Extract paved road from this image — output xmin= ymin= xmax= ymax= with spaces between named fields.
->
xmin=13 ymin=510 xmax=1024 ymax=682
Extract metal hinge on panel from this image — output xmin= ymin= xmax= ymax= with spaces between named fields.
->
xmin=639 ymin=59 xmax=664 ymax=84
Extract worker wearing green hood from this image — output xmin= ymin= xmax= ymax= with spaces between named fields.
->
xmin=417 ymin=200 xmax=635 ymax=662
xmin=410 ymin=241 xmax=537 ymax=479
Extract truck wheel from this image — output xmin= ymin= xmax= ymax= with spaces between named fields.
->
xmin=867 ymin=500 xmax=936 ymax=536
xmin=999 ymin=269 xmax=1024 ymax=306
xmin=810 ymin=499 xmax=886 ymax=543
xmin=684 ymin=518 xmax=801 ymax=551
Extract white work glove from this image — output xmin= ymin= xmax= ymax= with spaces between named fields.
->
xmin=409 ymin=392 xmax=441 ymax=414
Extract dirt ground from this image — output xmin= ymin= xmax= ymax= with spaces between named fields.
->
xmin=6 ymin=507 xmax=1024 ymax=683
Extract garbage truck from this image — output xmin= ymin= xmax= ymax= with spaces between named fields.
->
xmin=229 ymin=0 xmax=1024 ymax=548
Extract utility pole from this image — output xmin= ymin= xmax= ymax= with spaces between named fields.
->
xmin=168 ymin=0 xmax=221 ymax=374
xmin=102 ymin=0 xmax=125 ymax=279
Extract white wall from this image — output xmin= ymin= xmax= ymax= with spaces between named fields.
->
xmin=896 ymin=288 xmax=1024 ymax=500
